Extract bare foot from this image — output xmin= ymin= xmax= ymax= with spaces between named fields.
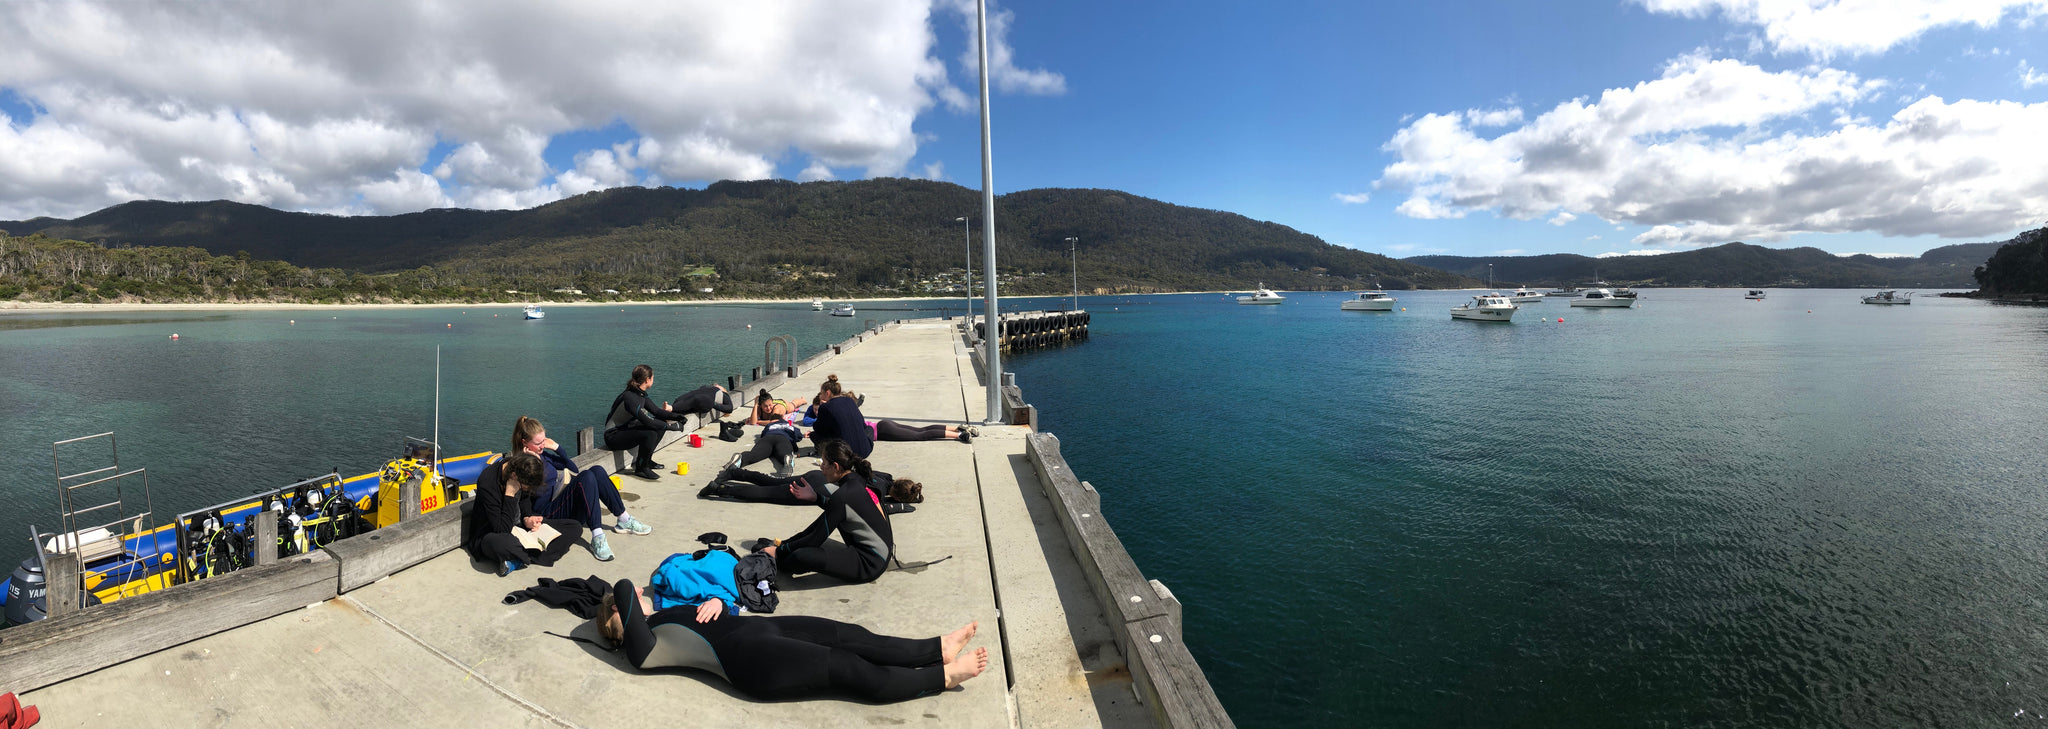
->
xmin=943 ymin=647 xmax=988 ymax=689
xmin=940 ymin=621 xmax=978 ymax=663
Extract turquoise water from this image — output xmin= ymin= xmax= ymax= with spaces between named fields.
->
xmin=1004 ymin=289 xmax=2048 ymax=727
xmin=6 ymin=291 xmax=2048 ymax=727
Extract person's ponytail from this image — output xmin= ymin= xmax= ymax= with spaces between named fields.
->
xmin=819 ymin=439 xmax=872 ymax=484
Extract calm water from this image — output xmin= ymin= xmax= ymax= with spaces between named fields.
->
xmin=6 ymin=291 xmax=2048 ymax=726
xmin=1003 ymin=289 xmax=2048 ymax=727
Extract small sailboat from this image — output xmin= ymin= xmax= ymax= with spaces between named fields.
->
xmin=1237 ymin=284 xmax=1285 ymax=305
xmin=522 ymin=305 xmax=545 ymax=320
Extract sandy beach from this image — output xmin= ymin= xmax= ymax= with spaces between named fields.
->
xmin=0 ymin=289 xmax=1236 ymax=314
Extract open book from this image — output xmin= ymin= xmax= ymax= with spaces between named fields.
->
xmin=510 ymin=523 xmax=562 ymax=551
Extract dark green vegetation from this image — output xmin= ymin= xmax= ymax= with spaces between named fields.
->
xmin=0 ymin=179 xmax=1474 ymax=303
xmin=1409 ymin=240 xmax=2004 ymax=289
xmin=1970 ymin=228 xmax=2048 ymax=296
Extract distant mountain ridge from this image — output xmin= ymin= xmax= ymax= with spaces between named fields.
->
xmin=1407 ymin=241 xmax=2004 ymax=289
xmin=0 ymin=179 xmax=1477 ymax=294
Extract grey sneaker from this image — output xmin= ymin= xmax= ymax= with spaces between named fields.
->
xmin=591 ymin=532 xmax=615 ymax=561
xmin=773 ymin=458 xmax=795 ymax=478
xmin=612 ymin=515 xmax=653 ymax=535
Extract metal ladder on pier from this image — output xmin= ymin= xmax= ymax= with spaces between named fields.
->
xmin=40 ymin=432 xmax=168 ymax=608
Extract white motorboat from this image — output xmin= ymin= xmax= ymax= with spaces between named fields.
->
xmin=1862 ymin=290 xmax=1912 ymax=305
xmin=811 ymin=298 xmax=824 ymax=311
xmin=1570 ymin=288 xmax=1634 ymax=307
xmin=1508 ymin=287 xmax=1545 ymax=303
xmin=1237 ymin=284 xmax=1285 ymax=305
xmin=1545 ymin=287 xmax=1582 ymax=297
xmin=1613 ymin=287 xmax=1638 ymax=299
xmin=1745 ymin=290 xmax=1766 ymax=300
xmin=523 ymin=305 xmax=545 ymax=320
xmin=1341 ymin=289 xmax=1397 ymax=311
xmin=829 ymin=304 xmax=856 ymax=317
xmin=1450 ymin=293 xmax=1517 ymax=321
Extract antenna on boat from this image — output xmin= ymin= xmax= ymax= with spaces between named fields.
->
xmin=432 ymin=345 xmax=441 ymax=482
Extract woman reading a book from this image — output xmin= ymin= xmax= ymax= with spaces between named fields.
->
xmin=465 ymin=451 xmax=587 ymax=576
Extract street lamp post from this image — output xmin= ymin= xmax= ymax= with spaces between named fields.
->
xmin=1065 ymin=237 xmax=1078 ymax=312
xmin=958 ymin=216 xmax=972 ymax=321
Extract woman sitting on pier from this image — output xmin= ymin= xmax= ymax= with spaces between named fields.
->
xmin=757 ymin=439 xmax=894 ymax=584
xmin=808 ymin=376 xmax=873 ymax=458
xmin=603 ymin=364 xmax=689 ymax=480
xmin=700 ymin=464 xmax=923 ymax=514
xmin=811 ymin=375 xmax=972 ymax=445
xmin=514 ymin=416 xmax=652 ymax=563
xmin=731 ymin=389 xmax=807 ymax=477
xmin=465 ymin=451 xmax=587 ymax=576
xmin=596 ymin=578 xmax=987 ymax=702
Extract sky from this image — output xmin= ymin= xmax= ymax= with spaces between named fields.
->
xmin=1 ymin=0 xmax=2045 ymax=259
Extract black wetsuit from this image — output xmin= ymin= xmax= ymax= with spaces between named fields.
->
xmin=613 ymin=578 xmax=943 ymax=702
xmin=811 ymin=397 xmax=873 ymax=458
xmin=708 ymin=469 xmax=898 ymax=508
xmin=672 ymin=385 xmax=735 ymax=418
xmin=465 ymin=461 xmax=581 ymax=566
xmin=779 ymin=470 xmax=893 ymax=583
xmin=604 ymin=385 xmax=684 ymax=471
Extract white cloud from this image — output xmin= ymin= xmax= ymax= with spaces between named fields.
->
xmin=1377 ymin=55 xmax=2048 ymax=249
xmin=1586 ymin=235 xmax=1604 ymax=240
xmin=939 ymin=0 xmax=1067 ymax=96
xmin=1333 ymin=192 xmax=1372 ymax=204
xmin=1549 ymin=211 xmax=1577 ymax=225
xmin=1467 ymin=107 xmax=1524 ymax=127
xmin=914 ymin=161 xmax=947 ymax=180
xmin=1494 ymin=248 xmax=1527 ymax=255
xmin=797 ymin=161 xmax=835 ymax=182
xmin=0 ymin=0 xmax=1060 ymax=218
xmin=1384 ymin=243 xmax=1418 ymax=252
xmin=1637 ymin=0 xmax=2048 ymax=58
xmin=2023 ymin=60 xmax=2048 ymax=87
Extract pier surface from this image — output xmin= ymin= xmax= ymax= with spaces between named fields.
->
xmin=16 ymin=320 xmax=1152 ymax=728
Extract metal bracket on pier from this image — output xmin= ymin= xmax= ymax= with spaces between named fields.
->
xmin=763 ymin=335 xmax=795 ymax=376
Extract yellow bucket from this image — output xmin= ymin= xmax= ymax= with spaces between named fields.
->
xmin=674 ymin=462 xmax=690 ymax=475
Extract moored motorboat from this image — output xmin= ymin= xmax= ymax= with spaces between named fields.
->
xmin=523 ymin=305 xmax=545 ymax=320
xmin=1237 ymin=284 xmax=1285 ymax=305
xmin=1570 ymin=288 xmax=1635 ymax=307
xmin=1545 ymin=287 xmax=1581 ymax=297
xmin=812 ymin=298 xmax=824 ymax=311
xmin=1745 ymin=290 xmax=1766 ymax=300
xmin=1508 ymin=287 xmax=1545 ymax=303
xmin=830 ymin=304 xmax=856 ymax=317
xmin=1451 ymin=293 xmax=1517 ymax=321
xmin=1341 ymin=289 xmax=1397 ymax=311
xmin=1862 ymin=290 xmax=1911 ymax=305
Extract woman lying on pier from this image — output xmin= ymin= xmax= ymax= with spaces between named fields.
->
xmin=732 ymin=389 xmax=808 ymax=477
xmin=514 ymin=416 xmax=652 ymax=562
xmin=604 ymin=364 xmax=690 ymax=480
xmin=466 ymin=451 xmax=589 ymax=576
xmin=699 ymin=463 xmax=923 ymax=515
xmin=757 ymin=439 xmax=895 ymax=584
xmin=670 ymin=383 xmax=736 ymax=419
xmin=596 ymin=578 xmax=987 ymax=702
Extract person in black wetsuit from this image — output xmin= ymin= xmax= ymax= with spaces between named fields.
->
xmin=604 ymin=364 xmax=687 ymax=479
xmin=670 ymin=384 xmax=736 ymax=419
xmin=465 ymin=452 xmax=585 ymax=575
xmin=596 ymin=578 xmax=988 ymax=702
xmin=760 ymin=439 xmax=894 ymax=583
xmin=700 ymin=467 xmax=924 ymax=514
xmin=808 ymin=376 xmax=873 ymax=458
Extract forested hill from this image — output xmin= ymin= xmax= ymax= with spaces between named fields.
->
xmin=1407 ymin=240 xmax=2004 ymax=289
xmin=1971 ymin=228 xmax=2048 ymax=295
xmin=0 ymin=179 xmax=1475 ymax=296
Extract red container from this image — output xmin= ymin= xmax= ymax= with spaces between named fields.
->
xmin=689 ymin=433 xmax=703 ymax=448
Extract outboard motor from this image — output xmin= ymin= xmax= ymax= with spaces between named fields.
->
xmin=4 ymin=555 xmax=45 ymax=626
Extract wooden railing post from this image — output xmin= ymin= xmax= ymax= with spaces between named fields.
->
xmin=399 ymin=476 xmax=422 ymax=522
xmin=576 ymin=427 xmax=594 ymax=456
xmin=44 ymin=552 xmax=81 ymax=618
xmin=253 ymin=514 xmax=279 ymax=566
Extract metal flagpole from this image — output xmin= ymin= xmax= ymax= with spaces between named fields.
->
xmin=976 ymin=0 xmax=1002 ymax=426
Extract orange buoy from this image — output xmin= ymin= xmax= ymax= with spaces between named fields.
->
xmin=446 ymin=323 xmax=453 ymax=328
xmin=169 ymin=333 xmax=179 ymax=339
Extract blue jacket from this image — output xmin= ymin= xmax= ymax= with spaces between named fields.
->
xmin=648 ymin=550 xmax=741 ymax=615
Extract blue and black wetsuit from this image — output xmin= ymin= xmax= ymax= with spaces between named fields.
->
xmin=613 ymin=578 xmax=942 ymax=702
xmin=778 ymin=470 xmax=893 ymax=583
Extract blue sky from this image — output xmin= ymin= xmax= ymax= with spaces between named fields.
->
xmin=2 ymin=1 xmax=2045 ymax=258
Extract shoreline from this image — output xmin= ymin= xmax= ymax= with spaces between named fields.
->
xmin=0 ymin=289 xmax=1237 ymax=314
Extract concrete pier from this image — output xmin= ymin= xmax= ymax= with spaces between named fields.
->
xmin=8 ymin=319 xmax=1223 ymax=728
